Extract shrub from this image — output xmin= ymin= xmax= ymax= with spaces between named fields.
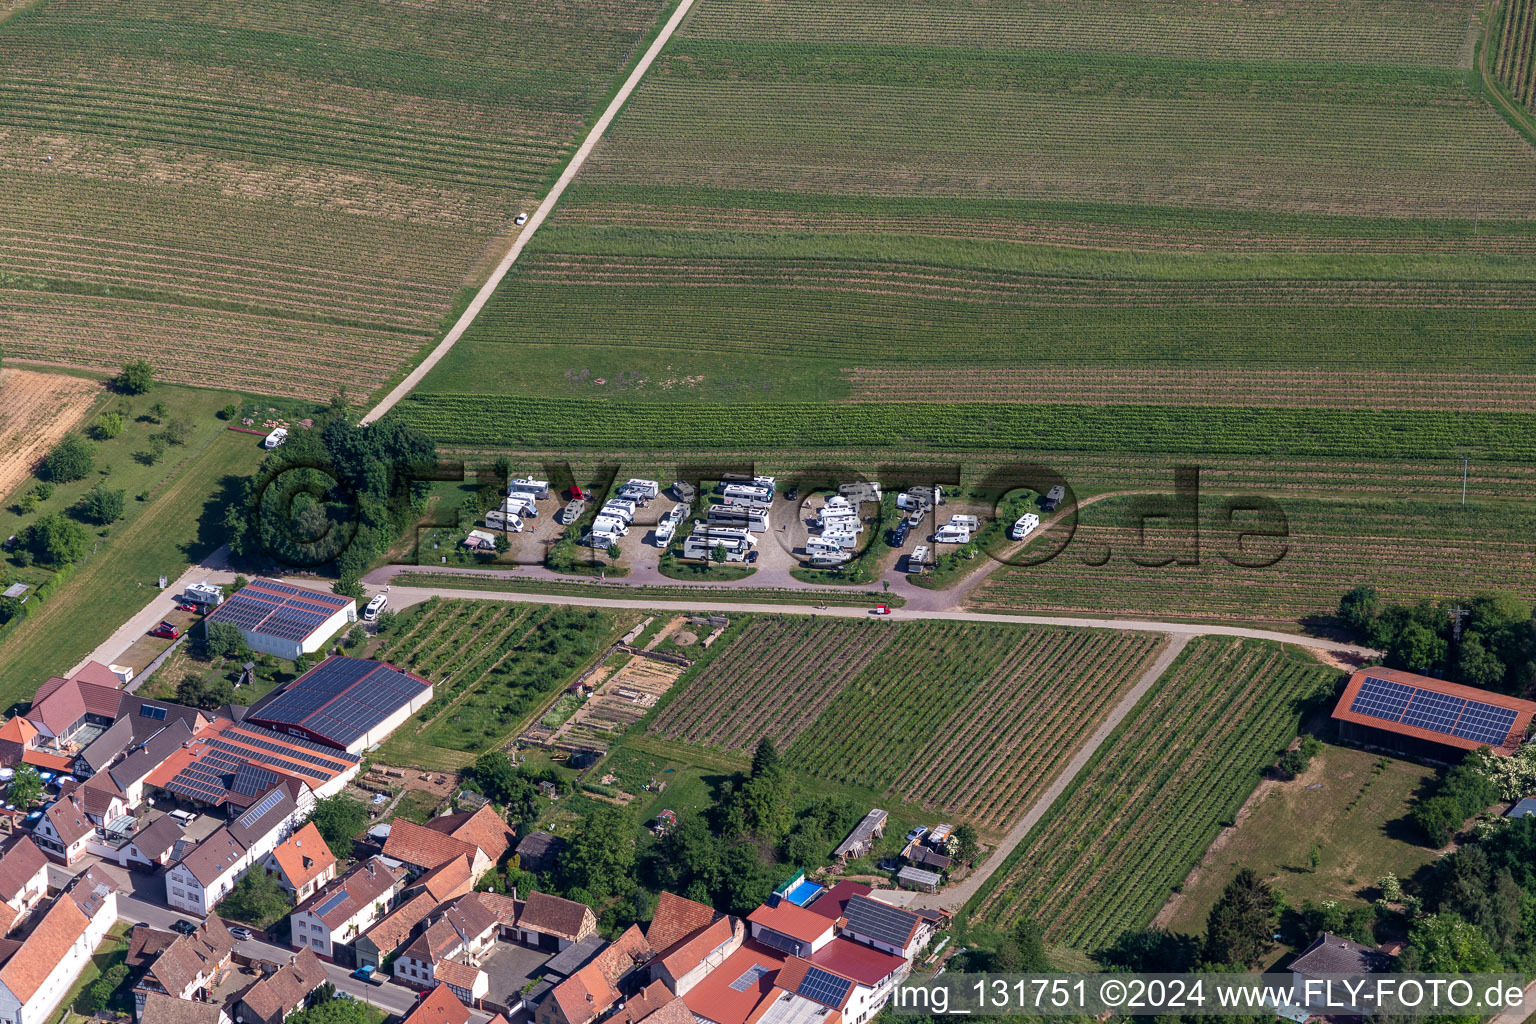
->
xmin=21 ymin=513 xmax=88 ymax=566
xmin=114 ymin=359 xmax=154 ymax=394
xmin=89 ymin=411 xmax=124 ymax=440
xmin=73 ymin=484 xmax=126 ymax=525
xmin=218 ymin=403 xmax=239 ymax=420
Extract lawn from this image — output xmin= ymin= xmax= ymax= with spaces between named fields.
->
xmin=61 ymin=927 xmax=131 ymax=1024
xmin=0 ymin=0 xmax=677 ymax=399
xmin=1159 ymin=743 xmax=1437 ymax=936
xmin=0 ymin=424 xmax=260 ymax=708
xmin=392 ymin=788 xmax=445 ymax=824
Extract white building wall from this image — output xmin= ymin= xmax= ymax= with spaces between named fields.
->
xmin=299 ymin=605 xmax=356 ymax=656
xmin=292 ymin=912 xmax=334 ymax=958
xmin=7 ymin=889 xmax=119 ymax=1024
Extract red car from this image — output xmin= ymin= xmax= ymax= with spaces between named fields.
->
xmin=176 ymin=602 xmax=197 ymax=613
xmin=148 ymin=622 xmax=180 ymax=640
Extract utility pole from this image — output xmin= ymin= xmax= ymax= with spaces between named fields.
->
xmin=1450 ymin=606 xmax=1468 ymax=642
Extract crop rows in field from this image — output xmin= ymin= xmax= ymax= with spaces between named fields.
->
xmin=971 ymin=636 xmax=1334 ymax=948
xmin=392 ymin=394 xmax=1536 ymax=463
xmin=970 ymin=494 xmax=1536 ymax=629
xmin=649 ymin=618 xmax=1163 ymax=830
xmin=0 ymin=0 xmax=671 ymax=395
xmin=1495 ymin=0 xmax=1536 ymax=111
xmin=377 ymin=599 xmax=614 ymax=751
xmin=648 ymin=618 xmax=897 ymax=750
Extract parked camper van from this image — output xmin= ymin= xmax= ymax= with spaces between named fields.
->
xmin=508 ymin=477 xmax=550 ymax=500
xmin=655 ymin=520 xmax=677 ymax=546
xmin=1043 ymin=485 xmax=1066 ymax=512
xmin=948 ymin=514 xmax=980 ymax=531
xmin=600 ymin=499 xmax=636 ymax=523
xmin=485 ymin=510 xmax=525 ymax=532
xmin=620 ymin=479 xmax=660 ymax=500
xmin=591 ymin=514 xmax=630 ymax=537
xmin=262 ymin=427 xmax=288 ymax=449
xmin=182 ymin=581 xmax=224 ymax=607
xmin=363 ymin=593 xmax=388 ymax=621
xmin=502 ymin=495 xmax=538 ymax=518
xmin=909 ymin=544 xmax=932 ymax=567
xmin=560 ymin=499 xmax=587 ymax=523
xmin=722 ymin=482 xmax=774 ymax=504
xmin=709 ymin=503 xmax=771 ymax=533
xmin=933 ymin=524 xmax=970 ymax=544
xmin=1010 ymin=513 xmax=1040 ymax=540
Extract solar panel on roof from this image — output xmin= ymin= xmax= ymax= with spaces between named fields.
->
xmin=1400 ymin=690 xmax=1465 ymax=734
xmin=754 ymin=929 xmax=804 ymax=956
xmin=237 ymin=788 xmax=286 ymax=827
xmin=1349 ymin=676 xmax=1414 ymax=723
xmin=844 ymin=895 xmax=919 ymax=949
xmin=728 ymin=965 xmax=769 ymax=993
xmin=231 ymin=763 xmax=281 ymax=798
xmin=797 ymin=968 xmax=853 ymax=1008
xmin=1452 ymin=700 xmax=1519 ymax=746
xmin=314 ymin=890 xmax=350 ymax=918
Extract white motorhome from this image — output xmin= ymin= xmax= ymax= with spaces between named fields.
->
xmin=590 ymin=514 xmax=630 ymax=537
xmin=1010 ymin=513 xmax=1040 ymax=540
xmin=560 ymin=499 xmax=586 ymax=523
xmin=708 ymin=503 xmax=771 ymax=533
xmin=665 ymin=503 xmax=688 ymax=524
xmin=183 ymin=581 xmax=224 ymax=607
xmin=485 ymin=510 xmax=525 ymax=532
xmin=948 ymin=514 xmax=981 ymax=531
xmin=600 ymin=500 xmax=636 ymax=524
xmin=363 ymin=593 xmax=388 ymax=621
xmin=806 ymin=536 xmax=851 ymax=557
xmin=897 ymin=485 xmax=945 ymax=510
xmin=655 ymin=520 xmax=677 ymax=546
xmin=692 ymin=523 xmax=757 ymax=546
xmin=620 ymin=479 xmax=660 ymax=500
xmin=933 ymin=524 xmax=970 ymax=544
xmin=683 ymin=534 xmax=748 ymax=561
xmin=262 ymin=427 xmax=288 ymax=449
xmin=721 ymin=482 xmax=773 ymax=504
xmin=819 ymin=531 xmax=861 ymax=550
xmin=507 ymin=477 xmax=550 ymax=500
xmin=806 ymin=552 xmax=851 ymax=567
xmin=502 ymin=495 xmax=538 ymax=518
xmin=908 ymin=545 xmax=932 ymax=567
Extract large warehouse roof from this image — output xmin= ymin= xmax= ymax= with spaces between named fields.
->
xmin=249 ymin=656 xmax=431 ymax=749
xmin=206 ymin=579 xmax=352 ymax=645
xmin=147 ymin=718 xmax=359 ymax=807
xmin=1332 ymin=667 xmax=1536 ymax=756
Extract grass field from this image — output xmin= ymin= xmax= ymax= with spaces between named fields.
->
xmin=0 ymin=0 xmax=674 ymax=398
xmin=968 ymin=636 xmax=1337 ymax=950
xmin=648 ymin=618 xmax=1165 ymax=832
xmin=372 ymin=598 xmax=625 ymax=767
xmin=0 ymin=425 xmax=258 ymax=707
xmin=408 ymin=0 xmax=1536 ymax=423
xmin=1158 ymin=743 xmax=1437 ymax=937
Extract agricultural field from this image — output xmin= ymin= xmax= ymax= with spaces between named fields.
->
xmin=968 ymin=636 xmax=1338 ymax=950
xmin=0 ymin=0 xmax=673 ymax=398
xmin=408 ymin=0 xmax=1536 ymax=425
xmin=1494 ymin=0 xmax=1536 ymax=112
xmin=0 ymin=369 xmax=101 ymax=501
xmin=971 ymin=492 xmax=1536 ymax=628
xmin=373 ymin=598 xmax=620 ymax=767
xmin=648 ymin=618 xmax=1165 ymax=832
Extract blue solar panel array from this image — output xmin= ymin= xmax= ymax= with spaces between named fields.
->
xmin=728 ymin=965 xmax=769 ymax=993
xmin=313 ymin=889 xmax=351 ymax=918
xmin=797 ymin=967 xmax=853 ymax=1008
xmin=251 ymin=657 xmax=428 ymax=748
xmin=1349 ymin=675 xmax=1519 ymax=747
xmin=209 ymin=580 xmax=349 ymax=643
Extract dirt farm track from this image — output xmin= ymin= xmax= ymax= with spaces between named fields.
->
xmin=0 ymin=369 xmax=100 ymax=501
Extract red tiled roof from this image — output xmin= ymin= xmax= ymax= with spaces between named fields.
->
xmin=22 ymin=749 xmax=75 ymax=772
xmin=660 ymin=916 xmax=733 ymax=980
xmin=680 ymin=941 xmax=787 ymax=1024
xmin=71 ymin=662 xmax=127 ymax=693
xmin=0 ymin=718 xmax=37 ymax=747
xmin=383 ymin=819 xmax=479 ymax=871
xmin=361 ymin=892 xmax=435 ymax=956
xmin=0 ymin=892 xmax=89 ymax=1000
xmin=747 ymin=902 xmax=833 ymax=946
xmin=417 ymin=855 xmax=473 ymax=902
xmin=431 ymin=958 xmax=481 ymax=991
xmin=806 ymin=937 xmax=906 ymax=987
xmin=403 ymin=984 xmax=471 ymax=1024
xmin=425 ymin=805 xmax=511 ymax=864
xmin=518 ymin=891 xmax=594 ymax=942
xmin=550 ymin=959 xmax=621 ymax=1024
xmin=1332 ymin=667 xmax=1536 ymax=756
xmin=648 ymin=891 xmax=717 ymax=952
xmin=0 ymin=838 xmax=48 ymax=903
xmin=269 ymin=823 xmax=335 ymax=890
xmin=805 ymin=882 xmax=869 ymax=921
xmin=43 ymin=795 xmax=93 ymax=845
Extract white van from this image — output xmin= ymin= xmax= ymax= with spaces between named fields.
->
xmin=1010 ymin=513 xmax=1040 ymax=540
xmin=363 ymin=593 xmax=388 ymax=621
xmin=600 ymin=500 xmax=636 ymax=524
xmin=591 ymin=515 xmax=629 ymax=536
xmin=934 ymin=524 xmax=970 ymax=544
xmin=262 ymin=427 xmax=288 ymax=449
xmin=948 ymin=514 xmax=980 ymax=531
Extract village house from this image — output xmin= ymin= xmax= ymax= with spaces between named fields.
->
xmin=234 ymin=948 xmax=328 ymax=1024
xmin=128 ymin=917 xmax=235 ymax=1019
xmin=289 ymin=856 xmax=403 ymax=961
xmin=536 ymin=926 xmax=652 ymax=1024
xmin=0 ymin=866 xmax=119 ymax=1024
xmin=165 ymin=786 xmax=302 ymax=915
xmin=31 ymin=794 xmax=93 ymax=866
xmin=139 ymin=991 xmax=231 ymax=1024
xmin=354 ymin=891 xmax=436 ymax=970
xmin=0 ymin=838 xmax=50 ymax=935
xmin=516 ymin=891 xmax=598 ymax=952
xmin=260 ymin=823 xmax=336 ymax=901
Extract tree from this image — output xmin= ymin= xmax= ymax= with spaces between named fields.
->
xmin=90 ymin=411 xmax=124 ymax=440
xmin=77 ymin=963 xmax=128 ymax=1015
xmin=176 ymin=673 xmax=233 ymax=711
xmin=43 ymin=435 xmax=95 ymax=482
xmin=713 ymin=542 xmax=728 ymax=564
xmin=204 ymin=621 xmax=251 ymax=660
xmin=994 ymin=916 xmax=1051 ymax=972
xmin=1204 ymin=868 xmax=1277 ymax=968
xmin=73 ymin=483 xmax=126 ymax=525
xmin=115 ymin=359 xmax=154 ymax=394
xmin=0 ymin=596 xmax=25 ymax=627
xmin=160 ymin=419 xmax=190 ymax=446
xmin=285 ymin=995 xmax=378 ymax=1024
xmin=22 ymin=513 xmax=88 ymax=566
xmin=343 ymin=624 xmax=366 ymax=649
xmin=1338 ymin=585 xmax=1380 ymax=634
xmin=308 ymin=795 xmax=370 ymax=857
xmin=751 ymin=737 xmax=780 ymax=778
xmin=293 ymin=653 xmax=313 ymax=676
xmin=7 ymin=765 xmax=42 ymax=808
xmin=607 ymin=542 xmax=622 ymax=560
xmin=1456 ymin=634 xmax=1506 ymax=690
xmin=560 ymin=804 xmax=636 ymax=902
xmin=1394 ymin=621 xmax=1449 ymax=673
xmin=147 ymin=400 xmax=168 ymax=423
xmin=136 ymin=436 xmax=167 ymax=466
xmin=1400 ymin=914 xmax=1501 ymax=973
xmin=333 ymin=575 xmax=364 ymax=602
xmin=218 ymin=867 xmax=294 ymax=926
xmin=952 ymin=822 xmax=980 ymax=863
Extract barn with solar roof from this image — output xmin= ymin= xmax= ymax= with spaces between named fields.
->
xmin=1332 ymin=667 xmax=1536 ymax=762
xmin=248 ymin=656 xmax=434 ymax=754
xmin=204 ymin=578 xmax=356 ymax=660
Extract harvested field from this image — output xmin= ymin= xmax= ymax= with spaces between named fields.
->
xmin=0 ymin=369 xmax=101 ymax=500
xmin=649 ymin=618 xmax=1164 ymax=832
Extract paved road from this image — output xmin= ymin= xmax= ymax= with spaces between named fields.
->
xmin=1487 ymin=980 xmax=1536 ymax=1024
xmin=359 ymin=0 xmax=699 ymax=425
xmin=366 ymin=581 xmax=1379 ymax=656
xmin=882 ymin=635 xmax=1194 ymax=912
